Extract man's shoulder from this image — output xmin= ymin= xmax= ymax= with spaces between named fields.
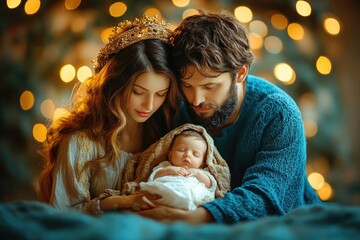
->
xmin=247 ymin=74 xmax=295 ymax=103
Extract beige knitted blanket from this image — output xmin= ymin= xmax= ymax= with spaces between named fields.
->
xmin=121 ymin=123 xmax=231 ymax=199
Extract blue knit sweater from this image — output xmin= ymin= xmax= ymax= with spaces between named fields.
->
xmin=176 ymin=75 xmax=321 ymax=224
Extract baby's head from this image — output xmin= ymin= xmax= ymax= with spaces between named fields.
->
xmin=168 ymin=130 xmax=207 ymax=169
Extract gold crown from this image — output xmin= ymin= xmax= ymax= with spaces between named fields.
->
xmin=94 ymin=15 xmax=173 ymax=73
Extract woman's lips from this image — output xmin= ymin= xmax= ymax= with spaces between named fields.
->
xmin=136 ymin=111 xmax=151 ymax=117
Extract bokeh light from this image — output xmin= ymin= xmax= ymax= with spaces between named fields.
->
xmin=271 ymin=14 xmax=288 ymax=30
xmin=324 ymin=17 xmax=341 ymax=35
xmin=77 ymin=66 xmax=93 ymax=82
xmin=109 ymin=2 xmax=127 ymax=17
xmin=274 ymin=63 xmax=296 ymax=84
xmin=316 ymin=56 xmax=332 ymax=75
xmin=33 ymin=123 xmax=47 ymax=143
xmin=101 ymin=27 xmax=113 ymax=44
xmin=24 ymin=0 xmax=40 ymax=15
xmin=183 ymin=9 xmax=199 ymax=19
xmin=40 ymin=99 xmax=55 ymax=119
xmin=317 ymin=182 xmax=333 ymax=201
xmin=7 ymin=0 xmax=21 ymax=9
xmin=248 ymin=33 xmax=263 ymax=50
xmin=308 ymin=172 xmax=325 ymax=190
xmin=287 ymin=23 xmax=304 ymax=40
xmin=65 ymin=0 xmax=81 ymax=10
xmin=172 ymin=0 xmax=190 ymax=8
xmin=144 ymin=8 xmax=162 ymax=19
xmin=303 ymin=118 xmax=318 ymax=138
xmin=249 ymin=20 xmax=268 ymax=37
xmin=20 ymin=90 xmax=35 ymax=111
xmin=264 ymin=36 xmax=283 ymax=54
xmin=234 ymin=6 xmax=253 ymax=23
xmin=60 ymin=64 xmax=76 ymax=83
xmin=296 ymin=0 xmax=312 ymax=17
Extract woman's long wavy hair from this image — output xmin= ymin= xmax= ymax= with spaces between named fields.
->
xmin=38 ymin=39 xmax=179 ymax=202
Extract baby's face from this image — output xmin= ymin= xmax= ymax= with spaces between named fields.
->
xmin=168 ymin=135 xmax=207 ymax=169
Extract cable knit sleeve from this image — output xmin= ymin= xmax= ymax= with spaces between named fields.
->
xmin=49 ymin=133 xmax=103 ymax=215
xmin=203 ymin=92 xmax=319 ymax=223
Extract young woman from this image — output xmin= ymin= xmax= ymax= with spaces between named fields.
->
xmin=38 ymin=15 xmax=179 ymax=215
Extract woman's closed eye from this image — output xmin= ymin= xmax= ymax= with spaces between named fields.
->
xmin=133 ymin=89 xmax=143 ymax=95
xmin=156 ymin=91 xmax=168 ymax=97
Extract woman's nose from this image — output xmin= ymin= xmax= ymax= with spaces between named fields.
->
xmin=142 ymin=96 xmax=154 ymax=111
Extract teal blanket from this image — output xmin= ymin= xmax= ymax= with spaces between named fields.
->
xmin=1 ymin=201 xmax=359 ymax=240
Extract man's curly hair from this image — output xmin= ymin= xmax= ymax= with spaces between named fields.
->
xmin=172 ymin=9 xmax=254 ymax=79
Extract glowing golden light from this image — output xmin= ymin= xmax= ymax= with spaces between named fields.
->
xmin=317 ymin=182 xmax=333 ymax=201
xmin=33 ymin=123 xmax=47 ymax=143
xmin=109 ymin=2 xmax=127 ymax=17
xmin=65 ymin=0 xmax=81 ymax=10
xmin=71 ymin=17 xmax=86 ymax=33
xmin=60 ymin=64 xmax=76 ymax=83
xmin=287 ymin=23 xmax=304 ymax=40
xmin=296 ymin=0 xmax=312 ymax=17
xmin=274 ymin=63 xmax=296 ymax=84
xmin=271 ymin=14 xmax=288 ymax=30
xmin=264 ymin=36 xmax=283 ymax=54
xmin=304 ymin=118 xmax=318 ymax=138
xmin=316 ymin=56 xmax=332 ymax=75
xmin=7 ymin=0 xmax=21 ymax=9
xmin=234 ymin=6 xmax=253 ymax=23
xmin=308 ymin=172 xmax=325 ymax=190
xmin=249 ymin=20 xmax=268 ymax=37
xmin=144 ymin=8 xmax=162 ymax=19
xmin=40 ymin=99 xmax=55 ymax=119
xmin=183 ymin=9 xmax=200 ymax=19
xmin=77 ymin=66 xmax=93 ymax=82
xmin=53 ymin=108 xmax=69 ymax=121
xmin=172 ymin=0 xmax=190 ymax=7
xmin=324 ymin=17 xmax=341 ymax=35
xmin=101 ymin=27 xmax=113 ymax=44
xmin=20 ymin=90 xmax=35 ymax=111
xmin=248 ymin=33 xmax=263 ymax=50
xmin=24 ymin=0 xmax=41 ymax=15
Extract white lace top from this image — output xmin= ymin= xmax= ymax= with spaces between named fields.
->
xmin=49 ymin=132 xmax=132 ymax=214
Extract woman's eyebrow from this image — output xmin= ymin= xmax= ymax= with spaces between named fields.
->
xmin=133 ymin=84 xmax=169 ymax=92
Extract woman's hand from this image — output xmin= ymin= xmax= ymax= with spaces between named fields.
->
xmin=129 ymin=192 xmax=161 ymax=211
xmin=100 ymin=192 xmax=161 ymax=211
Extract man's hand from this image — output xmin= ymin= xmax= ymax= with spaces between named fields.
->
xmin=136 ymin=206 xmax=214 ymax=224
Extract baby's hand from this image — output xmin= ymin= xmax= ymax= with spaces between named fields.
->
xmin=185 ymin=168 xmax=198 ymax=177
xmin=166 ymin=166 xmax=189 ymax=177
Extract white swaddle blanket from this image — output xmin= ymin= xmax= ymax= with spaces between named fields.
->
xmin=140 ymin=161 xmax=217 ymax=211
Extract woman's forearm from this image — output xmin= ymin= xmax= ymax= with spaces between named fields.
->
xmin=100 ymin=196 xmax=131 ymax=211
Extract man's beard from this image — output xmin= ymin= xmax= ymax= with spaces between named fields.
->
xmin=185 ymin=82 xmax=238 ymax=132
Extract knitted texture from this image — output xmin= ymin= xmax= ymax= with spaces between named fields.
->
xmin=122 ymin=123 xmax=231 ymax=198
xmin=176 ymin=75 xmax=321 ymax=223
